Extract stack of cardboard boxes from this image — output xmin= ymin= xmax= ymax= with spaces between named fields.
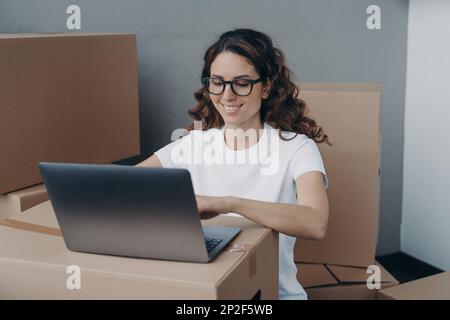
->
xmin=294 ymin=83 xmax=399 ymax=299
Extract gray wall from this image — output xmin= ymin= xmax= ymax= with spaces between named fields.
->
xmin=401 ymin=0 xmax=450 ymax=270
xmin=0 ymin=0 xmax=408 ymax=256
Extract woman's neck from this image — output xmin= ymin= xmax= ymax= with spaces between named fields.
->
xmin=223 ymin=120 xmax=264 ymax=151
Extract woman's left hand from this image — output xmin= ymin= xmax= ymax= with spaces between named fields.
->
xmin=195 ymin=195 xmax=236 ymax=219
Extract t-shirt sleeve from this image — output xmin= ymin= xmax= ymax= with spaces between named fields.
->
xmin=153 ymin=138 xmax=183 ymax=168
xmin=288 ymin=139 xmax=329 ymax=189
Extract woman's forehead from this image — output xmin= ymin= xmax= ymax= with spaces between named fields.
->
xmin=210 ymin=51 xmax=258 ymax=78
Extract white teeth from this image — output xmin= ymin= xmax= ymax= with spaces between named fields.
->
xmin=223 ymin=104 xmax=242 ymax=113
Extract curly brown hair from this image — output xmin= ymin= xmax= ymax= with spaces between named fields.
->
xmin=187 ymin=28 xmax=329 ymax=144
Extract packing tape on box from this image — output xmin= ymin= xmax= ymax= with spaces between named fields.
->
xmin=0 ymin=218 xmax=62 ymax=237
xmin=227 ymin=243 xmax=254 ymax=252
xmin=227 ymin=243 xmax=257 ymax=278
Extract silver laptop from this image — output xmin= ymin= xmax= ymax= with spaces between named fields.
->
xmin=38 ymin=162 xmax=240 ymax=263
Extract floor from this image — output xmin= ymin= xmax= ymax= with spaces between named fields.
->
xmin=376 ymin=251 xmax=444 ymax=284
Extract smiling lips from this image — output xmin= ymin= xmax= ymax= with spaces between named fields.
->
xmin=222 ymin=103 xmax=243 ymax=113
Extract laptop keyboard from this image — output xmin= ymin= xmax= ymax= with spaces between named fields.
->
xmin=205 ymin=238 xmax=223 ymax=252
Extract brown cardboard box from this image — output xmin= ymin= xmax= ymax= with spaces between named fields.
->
xmin=0 ymin=184 xmax=48 ymax=219
xmin=297 ymin=261 xmax=398 ymax=300
xmin=378 ymin=272 xmax=450 ymax=300
xmin=294 ymin=83 xmax=381 ymax=267
xmin=0 ymin=33 xmax=140 ymax=194
xmin=0 ymin=201 xmax=278 ymax=299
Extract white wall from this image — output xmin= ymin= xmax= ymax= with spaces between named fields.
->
xmin=401 ymin=0 xmax=450 ymax=270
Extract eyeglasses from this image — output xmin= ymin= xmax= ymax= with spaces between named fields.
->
xmin=202 ymin=77 xmax=264 ymax=97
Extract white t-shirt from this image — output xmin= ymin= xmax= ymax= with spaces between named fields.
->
xmin=154 ymin=121 xmax=328 ymax=300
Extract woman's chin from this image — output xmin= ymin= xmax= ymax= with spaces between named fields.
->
xmin=222 ymin=116 xmax=243 ymax=126
xmin=220 ymin=112 xmax=242 ymax=123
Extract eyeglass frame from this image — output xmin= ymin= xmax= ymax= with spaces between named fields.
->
xmin=202 ymin=76 xmax=266 ymax=97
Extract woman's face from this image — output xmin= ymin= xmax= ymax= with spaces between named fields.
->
xmin=209 ymin=51 xmax=270 ymax=129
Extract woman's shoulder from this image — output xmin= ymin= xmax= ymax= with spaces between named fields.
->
xmin=265 ymin=122 xmax=312 ymax=147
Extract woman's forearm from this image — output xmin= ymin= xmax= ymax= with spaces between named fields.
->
xmin=228 ymin=197 xmax=327 ymax=240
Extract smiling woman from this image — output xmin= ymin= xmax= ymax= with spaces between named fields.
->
xmin=138 ymin=28 xmax=330 ymax=300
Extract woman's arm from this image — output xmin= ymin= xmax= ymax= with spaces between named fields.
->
xmin=135 ymin=154 xmax=162 ymax=167
xmin=196 ymin=171 xmax=329 ymax=240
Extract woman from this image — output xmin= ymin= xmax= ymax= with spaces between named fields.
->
xmin=138 ymin=28 xmax=330 ymax=300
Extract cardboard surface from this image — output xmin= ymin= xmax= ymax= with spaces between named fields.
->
xmin=0 ymin=33 xmax=140 ymax=194
xmin=297 ymin=82 xmax=381 ymax=154
xmin=0 ymin=201 xmax=279 ymax=299
xmin=378 ymin=272 xmax=450 ymax=300
xmin=296 ymin=263 xmax=337 ymax=288
xmin=297 ymin=261 xmax=398 ymax=300
xmin=294 ymin=82 xmax=381 ymax=267
xmin=0 ymin=184 xmax=48 ymax=219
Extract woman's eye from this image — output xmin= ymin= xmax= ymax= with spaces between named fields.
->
xmin=211 ymin=80 xmax=223 ymax=86
xmin=235 ymin=81 xmax=250 ymax=87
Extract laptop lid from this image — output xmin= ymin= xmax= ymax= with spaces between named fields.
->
xmin=39 ymin=162 xmax=215 ymax=262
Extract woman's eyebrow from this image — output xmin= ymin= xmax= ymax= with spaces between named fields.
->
xmin=210 ymin=74 xmax=252 ymax=79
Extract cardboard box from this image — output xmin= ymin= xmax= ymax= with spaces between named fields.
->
xmin=297 ymin=261 xmax=398 ymax=300
xmin=0 ymin=184 xmax=48 ymax=219
xmin=294 ymin=83 xmax=381 ymax=267
xmin=0 ymin=201 xmax=278 ymax=299
xmin=378 ymin=272 xmax=450 ymax=300
xmin=0 ymin=33 xmax=140 ymax=194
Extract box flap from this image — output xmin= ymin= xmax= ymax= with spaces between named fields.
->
xmin=296 ymin=263 xmax=338 ymax=288
xmin=1 ymin=200 xmax=60 ymax=229
xmin=378 ymin=272 xmax=450 ymax=300
xmin=0 ymin=184 xmax=48 ymax=219
xmin=327 ymin=261 xmax=398 ymax=284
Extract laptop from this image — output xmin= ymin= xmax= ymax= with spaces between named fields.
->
xmin=38 ymin=162 xmax=240 ymax=263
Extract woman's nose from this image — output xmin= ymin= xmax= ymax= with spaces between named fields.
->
xmin=222 ymin=83 xmax=236 ymax=100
